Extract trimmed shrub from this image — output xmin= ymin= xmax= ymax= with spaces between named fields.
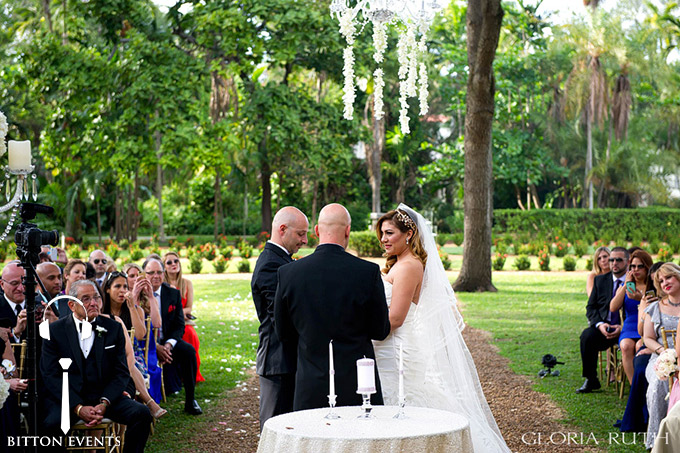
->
xmin=573 ymin=241 xmax=588 ymax=257
xmin=188 ymin=255 xmax=203 ymax=274
xmin=538 ymin=247 xmax=551 ymax=271
xmin=436 ymin=234 xmax=449 ymax=247
xmin=349 ymin=232 xmax=383 ymax=257
xmin=451 ymin=233 xmax=464 ymax=246
xmin=513 ymin=255 xmax=531 ymax=271
xmin=130 ymin=246 xmax=144 ymax=261
xmin=237 ymin=259 xmax=251 ymax=273
xmin=492 ymin=252 xmax=507 ymax=271
xmin=552 ymin=237 xmax=569 ymax=257
xmin=213 ymin=256 xmax=228 ymax=273
xmin=585 ymin=258 xmax=593 ymax=271
xmin=118 ymin=239 xmax=129 ymax=249
xmin=438 ymin=247 xmax=452 ymax=270
xmin=658 ymin=248 xmax=674 ymax=262
xmin=563 ymin=256 xmax=577 ymax=271
xmin=219 ymin=245 xmax=234 ymax=260
xmin=106 ymin=243 xmax=121 ymax=260
xmin=67 ymin=245 xmax=81 ymax=259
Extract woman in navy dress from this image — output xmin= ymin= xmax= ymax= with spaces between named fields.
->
xmin=611 ymin=249 xmax=654 ymax=384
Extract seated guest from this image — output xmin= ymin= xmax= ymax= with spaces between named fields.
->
xmin=163 ymin=251 xmax=204 ymax=383
xmin=587 ymin=246 xmax=611 ymax=297
xmin=40 ymin=280 xmax=152 ymax=452
xmin=577 ymin=247 xmax=629 ymax=393
xmin=142 ymin=258 xmax=201 ymax=415
xmin=89 ymin=249 xmax=109 ymax=287
xmin=101 ymin=273 xmax=166 ymax=420
xmin=610 ymin=249 xmax=654 ymax=384
xmin=1 ymin=323 xmax=27 ymax=450
xmin=59 ymin=260 xmax=87 ymax=319
xmin=37 ymin=262 xmax=66 ymax=317
xmin=619 ymin=261 xmax=665 ymax=432
xmin=123 ymin=263 xmax=163 ymax=404
xmin=643 ymin=263 xmax=680 ymax=449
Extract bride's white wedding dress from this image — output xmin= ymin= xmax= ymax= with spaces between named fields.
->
xmin=373 ymin=204 xmax=510 ymax=453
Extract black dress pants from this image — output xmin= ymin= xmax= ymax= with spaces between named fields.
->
xmin=164 ymin=339 xmax=197 ymax=404
xmin=259 ymin=373 xmax=295 ymax=432
xmin=580 ymin=325 xmax=619 ymax=380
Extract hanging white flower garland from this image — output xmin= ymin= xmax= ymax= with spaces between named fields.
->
xmin=332 ymin=0 xmax=441 ymax=133
xmin=0 ymin=110 xmax=7 ymax=157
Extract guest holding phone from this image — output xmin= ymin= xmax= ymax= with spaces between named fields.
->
xmin=610 ymin=249 xmax=654 ymax=384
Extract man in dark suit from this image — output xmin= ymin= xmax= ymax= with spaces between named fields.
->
xmin=142 ymin=258 xmax=201 ymax=415
xmin=275 ymin=203 xmax=390 ymax=410
xmin=0 ymin=261 xmax=27 ymax=343
xmin=252 ymin=206 xmax=308 ymax=429
xmin=40 ymin=280 xmax=151 ymax=452
xmin=577 ymin=246 xmax=629 ymax=393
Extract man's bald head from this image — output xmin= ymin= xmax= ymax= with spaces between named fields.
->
xmin=315 ymin=203 xmax=352 ymax=249
xmin=1 ymin=262 xmax=25 ymax=304
xmin=271 ymin=206 xmax=309 ymax=254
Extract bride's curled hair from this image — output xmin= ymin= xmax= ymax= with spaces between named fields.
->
xmin=376 ymin=209 xmax=427 ymax=273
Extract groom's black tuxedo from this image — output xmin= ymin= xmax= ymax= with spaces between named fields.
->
xmin=274 ymin=243 xmax=390 ymax=411
xmin=40 ymin=315 xmax=151 ymax=452
xmin=252 ymin=242 xmax=297 ymax=428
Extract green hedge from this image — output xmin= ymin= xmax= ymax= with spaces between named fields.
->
xmin=492 ymin=208 xmax=680 ymax=244
xmin=349 ymin=231 xmax=383 ymax=257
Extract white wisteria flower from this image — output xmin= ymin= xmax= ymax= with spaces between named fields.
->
xmin=0 ymin=110 xmax=8 ymax=158
xmin=342 ymin=46 xmax=356 ymax=120
xmin=418 ymin=63 xmax=429 ymax=115
xmin=339 ymin=10 xmax=356 ymax=45
xmin=374 ymin=68 xmax=385 ymax=120
xmin=372 ymin=21 xmax=387 ymax=64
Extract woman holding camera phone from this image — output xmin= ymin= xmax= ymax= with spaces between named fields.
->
xmin=611 ymin=249 xmax=654 ymax=384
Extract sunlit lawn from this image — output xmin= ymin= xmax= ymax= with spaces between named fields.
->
xmin=144 ymin=272 xmax=645 ymax=452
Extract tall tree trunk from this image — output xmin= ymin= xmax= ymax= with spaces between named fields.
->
xmin=453 ymin=0 xmax=503 ymax=293
xmin=312 ymin=179 xmax=319 ymax=226
xmin=42 ymin=0 xmax=53 ymax=33
xmin=585 ymin=107 xmax=594 ymax=209
xmin=131 ymin=170 xmax=139 ymax=241
xmin=154 ymin=128 xmax=165 ymax=243
xmin=114 ymin=186 xmax=121 ymax=241
xmin=260 ymin=138 xmax=272 ymax=234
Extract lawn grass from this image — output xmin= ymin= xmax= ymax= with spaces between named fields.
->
xmin=143 ymin=272 xmax=647 ymax=452
xmin=458 ymin=272 xmax=646 ymax=452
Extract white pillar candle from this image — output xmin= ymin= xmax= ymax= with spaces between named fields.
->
xmin=8 ymin=140 xmax=31 ymax=170
xmin=356 ymin=358 xmax=376 ymax=394
xmin=398 ymin=343 xmax=404 ymax=399
xmin=329 ymin=340 xmax=336 ymax=398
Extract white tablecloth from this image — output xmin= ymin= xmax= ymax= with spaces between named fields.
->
xmin=257 ymin=406 xmax=473 ymax=453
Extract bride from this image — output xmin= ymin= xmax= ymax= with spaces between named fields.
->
xmin=373 ymin=204 xmax=510 ymax=453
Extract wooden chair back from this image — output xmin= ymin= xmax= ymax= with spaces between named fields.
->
xmin=9 ymin=341 xmax=26 ymax=380
xmin=660 ymin=327 xmax=677 ymax=394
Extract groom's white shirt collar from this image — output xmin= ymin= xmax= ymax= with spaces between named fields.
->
xmin=268 ymin=240 xmax=290 ymax=256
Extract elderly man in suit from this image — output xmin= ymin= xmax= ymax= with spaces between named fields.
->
xmin=275 ymin=203 xmax=390 ymax=410
xmin=40 ymin=280 xmax=152 ymax=452
xmin=252 ymin=206 xmax=308 ymax=430
xmin=577 ymin=246 xmax=629 ymax=393
xmin=0 ymin=261 xmax=28 ymax=343
xmin=142 ymin=257 xmax=201 ymax=415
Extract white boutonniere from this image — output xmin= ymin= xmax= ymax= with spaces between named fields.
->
xmin=95 ymin=326 xmax=108 ymax=337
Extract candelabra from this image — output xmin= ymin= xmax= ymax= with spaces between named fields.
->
xmin=0 ymin=167 xmax=37 ymax=241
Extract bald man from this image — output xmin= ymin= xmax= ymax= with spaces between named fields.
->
xmin=0 ymin=262 xmax=27 ymax=342
xmin=37 ymin=262 xmax=69 ymax=319
xmin=252 ymin=206 xmax=308 ymax=429
xmin=274 ymin=203 xmax=390 ymax=411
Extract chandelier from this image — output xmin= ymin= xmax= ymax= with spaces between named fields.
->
xmin=330 ymin=0 xmax=446 ymax=134
xmin=0 ymin=111 xmax=38 ymax=241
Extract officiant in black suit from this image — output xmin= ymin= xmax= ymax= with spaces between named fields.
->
xmin=40 ymin=280 xmax=151 ymax=452
xmin=577 ymin=246 xmax=629 ymax=394
xmin=252 ymin=206 xmax=308 ymax=430
xmin=274 ymin=203 xmax=390 ymax=411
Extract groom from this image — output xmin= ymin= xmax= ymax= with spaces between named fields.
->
xmin=274 ymin=203 xmax=390 ymax=410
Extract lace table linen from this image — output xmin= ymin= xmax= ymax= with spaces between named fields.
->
xmin=257 ymin=406 xmax=473 ymax=453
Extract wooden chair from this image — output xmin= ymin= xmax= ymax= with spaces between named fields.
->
xmin=599 ymin=310 xmax=627 ymax=398
xmin=9 ymin=341 xmax=26 ymax=380
xmin=660 ymin=327 xmax=677 ymax=394
xmin=152 ymin=325 xmax=166 ymax=403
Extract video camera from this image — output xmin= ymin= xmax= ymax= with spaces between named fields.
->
xmin=14 ymin=203 xmax=59 ymax=266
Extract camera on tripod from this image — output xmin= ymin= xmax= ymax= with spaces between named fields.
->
xmin=14 ymin=203 xmax=59 ymax=266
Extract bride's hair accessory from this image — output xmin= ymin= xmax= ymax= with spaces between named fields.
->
xmin=396 ymin=210 xmax=416 ymax=231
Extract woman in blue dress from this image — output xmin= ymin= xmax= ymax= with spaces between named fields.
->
xmin=124 ymin=263 xmax=165 ymax=409
xmin=610 ymin=249 xmax=654 ymax=384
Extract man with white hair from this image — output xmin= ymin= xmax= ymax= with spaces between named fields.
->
xmin=274 ymin=203 xmax=390 ymax=410
xmin=252 ymin=206 xmax=308 ymax=430
xmin=0 ymin=262 xmax=27 ymax=342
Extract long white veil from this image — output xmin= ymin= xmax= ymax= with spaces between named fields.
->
xmin=398 ymin=203 xmax=510 ymax=453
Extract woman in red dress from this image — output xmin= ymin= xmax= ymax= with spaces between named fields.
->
xmin=163 ymin=251 xmax=205 ymax=382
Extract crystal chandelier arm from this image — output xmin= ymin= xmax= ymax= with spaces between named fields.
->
xmin=0 ymin=179 xmax=23 ymax=213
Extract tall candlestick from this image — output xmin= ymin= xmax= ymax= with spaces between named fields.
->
xmin=329 ymin=340 xmax=335 ymax=398
xmin=8 ymin=140 xmax=31 ymax=171
xmin=398 ymin=343 xmax=404 ymax=399
xmin=356 ymin=358 xmax=376 ymax=394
